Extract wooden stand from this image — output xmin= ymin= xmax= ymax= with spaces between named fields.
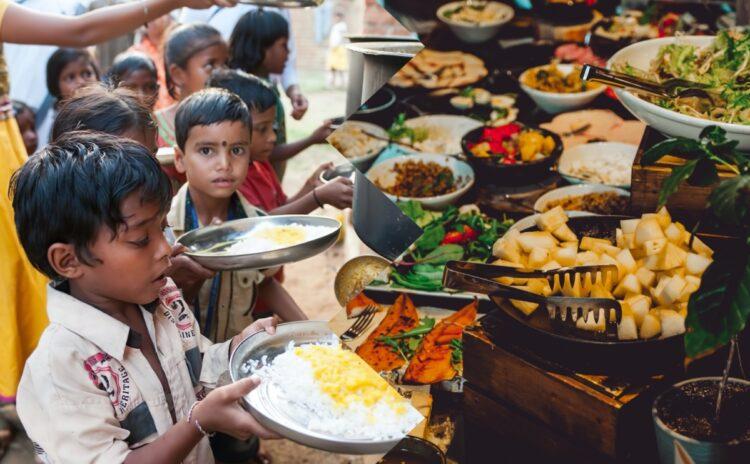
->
xmin=630 ymin=127 xmax=737 ymax=221
xmin=461 ymin=313 xmax=673 ymax=463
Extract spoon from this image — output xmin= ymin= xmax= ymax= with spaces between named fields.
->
xmin=580 ymin=64 xmax=714 ymax=100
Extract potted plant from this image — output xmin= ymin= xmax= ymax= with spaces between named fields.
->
xmin=641 ymin=126 xmax=750 ymax=463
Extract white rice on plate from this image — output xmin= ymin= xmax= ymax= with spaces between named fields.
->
xmin=222 ymin=223 xmax=336 ymax=255
xmin=243 ymin=339 xmax=423 ymax=440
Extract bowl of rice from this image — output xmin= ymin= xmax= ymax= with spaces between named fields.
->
xmin=229 ymin=321 xmax=424 ymax=454
xmin=178 ymin=215 xmax=341 ymax=271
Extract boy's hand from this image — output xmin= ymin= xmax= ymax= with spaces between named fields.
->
xmin=315 ymin=177 xmax=353 ymax=210
xmin=230 ymin=317 xmax=278 ymax=353
xmin=194 ymin=377 xmax=280 ymax=440
xmin=287 ymin=86 xmax=308 ymax=120
xmin=306 ymin=162 xmax=334 ymax=189
xmin=309 ymin=120 xmax=334 ymax=145
xmin=166 ymin=245 xmax=215 ymax=302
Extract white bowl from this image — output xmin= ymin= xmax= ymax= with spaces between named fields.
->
xmin=510 ymin=211 xmax=595 ymax=233
xmin=519 ymin=63 xmax=606 ymax=114
xmin=328 ymin=121 xmax=390 ymax=172
xmin=608 ymin=36 xmax=750 ymax=150
xmin=557 ymin=142 xmax=638 ymax=188
xmin=534 ymin=184 xmax=630 ymax=213
xmin=366 ymin=153 xmax=475 ymax=210
xmin=403 ymin=115 xmax=483 ymax=156
xmin=437 ymin=1 xmax=514 ymax=43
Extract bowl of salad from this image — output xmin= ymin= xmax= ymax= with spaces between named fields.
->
xmin=608 ymin=32 xmax=750 ymax=149
xmin=461 ymin=122 xmax=562 ymax=185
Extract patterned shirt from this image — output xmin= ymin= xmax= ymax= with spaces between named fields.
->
xmin=16 ymin=279 xmax=230 ymax=463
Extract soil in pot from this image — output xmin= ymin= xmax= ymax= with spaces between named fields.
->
xmin=657 ymin=379 xmax=750 ymax=444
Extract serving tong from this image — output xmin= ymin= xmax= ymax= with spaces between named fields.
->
xmin=443 ymin=261 xmax=622 ymax=336
xmin=580 ymin=64 xmax=713 ymax=100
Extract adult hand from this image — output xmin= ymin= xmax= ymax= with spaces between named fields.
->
xmin=287 ymin=85 xmax=308 ymax=120
xmin=193 ymin=377 xmax=280 ymax=440
xmin=166 ymin=245 xmax=215 ymax=302
xmin=315 ymin=177 xmax=353 ymax=210
xmin=179 ymin=0 xmax=239 ymax=9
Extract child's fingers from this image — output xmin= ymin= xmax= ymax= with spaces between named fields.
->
xmin=255 ymin=316 xmax=278 ymax=335
xmin=170 ymin=244 xmax=187 ymax=257
xmin=211 ymin=217 xmax=223 ymax=226
xmin=223 ymin=377 xmax=261 ymax=401
xmin=181 ymin=256 xmax=216 ymax=279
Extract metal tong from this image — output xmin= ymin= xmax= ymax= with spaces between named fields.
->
xmin=443 ymin=261 xmax=622 ymax=334
xmin=580 ymin=64 xmax=713 ymax=100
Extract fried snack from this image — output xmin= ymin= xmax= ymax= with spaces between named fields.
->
xmin=403 ymin=300 xmax=477 ymax=384
xmin=355 ymin=294 xmax=420 ymax=372
xmin=391 ymin=49 xmax=487 ymax=89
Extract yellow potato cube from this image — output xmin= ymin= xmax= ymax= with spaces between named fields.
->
xmin=685 ymin=253 xmax=712 ymax=276
xmin=659 ymin=309 xmax=685 ymax=338
xmin=626 ymin=294 xmax=651 ymax=326
xmin=635 ymin=267 xmax=656 ymax=288
xmin=511 ymin=299 xmax=539 ymax=316
xmin=665 ymin=223 xmax=683 ymax=244
xmin=552 ymin=223 xmax=577 ymax=242
xmin=643 ymin=238 xmax=668 ymax=256
xmin=580 ymin=236 xmax=612 ymax=252
xmin=617 ymin=315 xmax=638 ymax=340
xmin=535 ymin=206 xmax=568 ymax=232
xmin=517 ymin=231 xmax=557 ymax=253
xmin=553 ymin=247 xmax=577 ymax=267
xmin=616 ymin=249 xmax=637 ymax=275
xmin=655 ymin=207 xmax=672 ymax=229
xmin=640 ymin=313 xmax=662 ymax=339
xmin=528 ymin=247 xmax=550 ymax=268
xmin=620 ymin=219 xmax=640 ymax=235
xmin=635 ymin=218 xmax=665 ymax=247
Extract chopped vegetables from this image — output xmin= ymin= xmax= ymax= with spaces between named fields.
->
xmin=521 ymin=63 xmax=600 ymax=93
xmin=468 ymin=123 xmax=556 ymax=164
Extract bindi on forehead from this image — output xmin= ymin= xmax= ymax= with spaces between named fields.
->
xmin=222 ymin=140 xmax=227 ymax=147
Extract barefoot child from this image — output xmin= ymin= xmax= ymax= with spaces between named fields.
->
xmin=12 ymin=132 xmax=279 ymax=464
xmin=207 ymin=69 xmax=353 ymax=215
xmin=170 ymin=88 xmax=307 ymax=342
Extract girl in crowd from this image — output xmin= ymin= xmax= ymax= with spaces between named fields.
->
xmin=106 ymin=51 xmax=160 ymax=110
xmin=228 ymin=9 xmax=332 ymax=181
xmin=37 ymin=47 xmax=100 ymax=146
xmin=128 ymin=13 xmax=174 ymax=110
xmin=155 ymin=23 xmax=228 ymax=185
xmin=11 ymin=100 xmax=37 ymax=155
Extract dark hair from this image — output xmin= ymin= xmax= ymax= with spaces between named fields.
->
xmin=106 ymin=51 xmax=158 ymax=87
xmin=164 ymin=23 xmax=224 ymax=99
xmin=51 ymin=84 xmax=156 ymax=141
xmin=12 ymin=100 xmax=35 ymax=119
xmin=46 ymin=48 xmax=100 ymax=100
xmin=10 ymin=131 xmax=171 ymax=279
xmin=206 ymin=68 xmax=277 ymax=113
xmin=174 ymin=88 xmax=250 ymax=150
xmin=228 ymin=9 xmax=288 ymax=73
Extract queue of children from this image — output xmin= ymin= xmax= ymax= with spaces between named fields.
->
xmin=2 ymin=1 xmax=354 ymax=463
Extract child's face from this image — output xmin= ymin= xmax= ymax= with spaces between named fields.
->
xmin=69 ymin=194 xmax=171 ymax=305
xmin=249 ymin=106 xmax=277 ymax=162
xmin=122 ymin=125 xmax=158 ymax=156
xmin=175 ymin=43 xmax=229 ymax=98
xmin=263 ymin=37 xmax=289 ymax=75
xmin=16 ymin=109 xmax=38 ymax=155
xmin=58 ymin=57 xmax=97 ymax=100
xmin=174 ymin=120 xmax=251 ymax=199
xmin=120 ymin=70 xmax=159 ymax=109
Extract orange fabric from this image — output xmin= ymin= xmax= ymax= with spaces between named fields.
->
xmin=0 ymin=113 xmax=49 ymax=403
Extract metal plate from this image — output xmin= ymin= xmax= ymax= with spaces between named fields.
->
xmin=229 ymin=321 xmax=405 ymax=454
xmin=237 ymin=0 xmax=323 ymax=7
xmin=177 ymin=215 xmax=340 ymax=271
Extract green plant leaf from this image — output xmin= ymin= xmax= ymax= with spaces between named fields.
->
xmin=687 ymin=158 xmax=720 ymax=187
xmin=708 ymin=176 xmax=750 ymax=228
xmin=641 ymin=139 xmax=702 ymax=165
xmin=657 ymin=159 xmax=699 ymax=207
xmin=398 ymin=200 xmax=425 ymax=222
xmin=419 ymin=244 xmax=464 ymax=264
xmin=700 ymin=125 xmax=728 ymax=143
xmin=414 ymin=224 xmax=445 ymax=253
xmin=685 ymin=252 xmax=750 ymax=360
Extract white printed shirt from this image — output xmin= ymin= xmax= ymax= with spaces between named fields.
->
xmin=16 ymin=279 xmax=231 ymax=464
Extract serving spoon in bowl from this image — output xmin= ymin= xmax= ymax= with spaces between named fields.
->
xmin=580 ymin=64 xmax=714 ymax=100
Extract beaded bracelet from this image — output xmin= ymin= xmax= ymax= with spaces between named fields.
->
xmin=187 ymin=401 xmax=215 ymax=437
